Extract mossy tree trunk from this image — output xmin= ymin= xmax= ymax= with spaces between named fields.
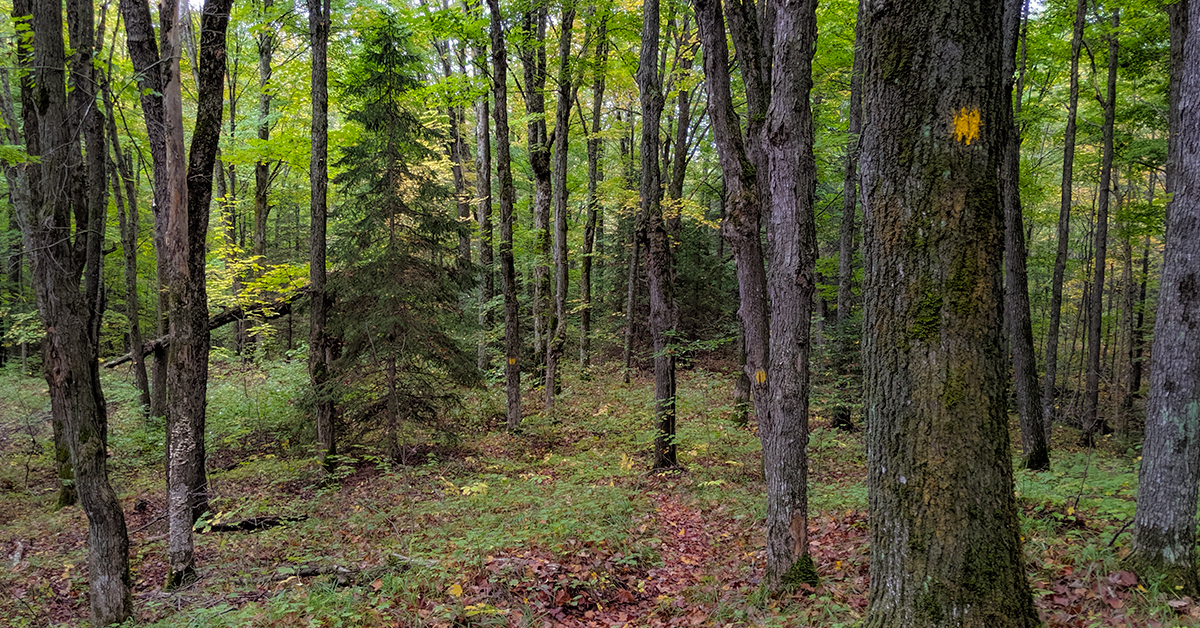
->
xmin=1130 ymin=0 xmax=1200 ymax=597
xmin=859 ymin=0 xmax=1038 ymax=625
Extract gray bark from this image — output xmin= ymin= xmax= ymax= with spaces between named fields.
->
xmin=580 ymin=14 xmax=608 ymax=369
xmin=309 ymin=0 xmax=335 ymax=463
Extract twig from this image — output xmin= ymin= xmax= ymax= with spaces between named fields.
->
xmin=1109 ymin=518 xmax=1134 ymax=547
xmin=130 ymin=514 xmax=166 ymax=535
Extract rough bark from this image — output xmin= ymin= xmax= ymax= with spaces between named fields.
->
xmin=544 ymin=7 xmax=576 ymax=410
xmin=1001 ymin=0 xmax=1048 ymax=470
xmin=580 ymin=14 xmax=608 ymax=369
xmin=859 ymin=0 xmax=1038 ymax=625
xmin=638 ymin=0 xmax=678 ymax=469
xmin=1129 ymin=0 xmax=1200 ymax=596
xmin=489 ymin=0 xmax=522 ymax=430
xmin=761 ymin=0 xmax=818 ymax=590
xmin=475 ymin=32 xmax=494 ymax=371
xmin=1042 ymin=0 xmax=1087 ymax=431
xmin=309 ymin=0 xmax=335 ymax=462
xmin=1083 ymin=8 xmax=1119 ymax=445
xmin=23 ymin=1 xmax=133 ymax=622
xmin=695 ymin=0 xmax=770 ymax=443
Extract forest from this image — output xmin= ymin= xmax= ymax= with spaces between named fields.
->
xmin=0 ymin=0 xmax=1197 ymax=626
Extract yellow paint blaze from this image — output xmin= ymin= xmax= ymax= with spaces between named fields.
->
xmin=952 ymin=107 xmax=981 ymax=145
xmin=508 ymin=357 xmax=517 ymax=365
xmin=755 ymin=369 xmax=767 ymax=384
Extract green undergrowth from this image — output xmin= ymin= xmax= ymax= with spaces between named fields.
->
xmin=4 ymin=359 xmax=1200 ymax=626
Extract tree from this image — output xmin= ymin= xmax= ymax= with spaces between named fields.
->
xmin=1001 ymin=0 xmax=1049 ymax=470
xmin=638 ymin=0 xmax=678 ymax=470
xmin=19 ymin=0 xmax=132 ymax=621
xmin=309 ymin=0 xmax=336 ymax=464
xmin=579 ymin=10 xmax=608 ymax=369
xmin=1129 ymin=0 xmax=1200 ymax=596
xmin=859 ymin=0 xmax=1038 ymax=624
xmin=489 ymin=0 xmax=522 ymax=430
xmin=544 ymin=4 xmax=576 ymax=409
xmin=1083 ymin=6 xmax=1120 ymax=445
xmin=521 ymin=3 xmax=552 ymax=371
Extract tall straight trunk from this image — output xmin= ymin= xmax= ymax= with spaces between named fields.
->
xmin=489 ymin=0 xmax=522 ymax=430
xmin=254 ymin=0 xmax=274 ymax=262
xmin=1083 ymin=8 xmax=1119 ymax=445
xmin=1002 ymin=0 xmax=1048 ymax=469
xmin=1131 ymin=0 xmax=1199 ymax=594
xmin=24 ymin=0 xmax=132 ymax=622
xmin=667 ymin=17 xmax=694 ymax=209
xmin=580 ymin=14 xmax=608 ymax=368
xmin=761 ymin=0 xmax=819 ymax=590
xmin=1043 ymin=0 xmax=1087 ymax=429
xmin=309 ymin=0 xmax=335 ymax=462
xmin=521 ymin=5 xmax=551 ymax=370
xmin=434 ymin=30 xmax=472 ymax=273
xmin=1129 ymin=233 xmax=1151 ymax=397
xmin=475 ymin=40 xmax=494 ymax=371
xmin=832 ymin=3 xmax=863 ymax=431
xmin=545 ymin=7 xmax=576 ymax=409
xmin=695 ymin=0 xmax=770 ymax=444
xmin=1117 ymin=222 xmax=1134 ymax=432
xmin=121 ymin=0 xmax=171 ymax=420
xmin=638 ymin=0 xmax=677 ymax=470
xmin=859 ymin=0 xmax=1038 ymax=625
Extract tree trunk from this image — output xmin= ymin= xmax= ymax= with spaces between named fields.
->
xmin=638 ymin=0 xmax=677 ymax=470
xmin=1083 ymin=8 xmax=1119 ymax=445
xmin=489 ymin=0 xmax=522 ymax=430
xmin=832 ymin=2 xmax=863 ymax=432
xmin=254 ymin=0 xmax=274 ymax=265
xmin=761 ymin=0 xmax=819 ymax=590
xmin=1129 ymin=233 xmax=1151 ymax=399
xmin=859 ymin=0 xmax=1038 ymax=625
xmin=309 ymin=0 xmax=336 ymax=463
xmin=622 ymin=234 xmax=640 ymax=384
xmin=580 ymin=14 xmax=608 ymax=369
xmin=521 ymin=6 xmax=551 ymax=372
xmin=1130 ymin=0 xmax=1200 ymax=595
xmin=1042 ymin=0 xmax=1087 ymax=431
xmin=1001 ymin=0 xmax=1048 ymax=470
xmin=545 ymin=6 xmax=576 ymax=410
xmin=24 ymin=0 xmax=133 ymax=621
xmin=475 ymin=33 xmax=494 ymax=372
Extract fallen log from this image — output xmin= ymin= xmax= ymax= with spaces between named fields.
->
xmin=204 ymin=514 xmax=308 ymax=533
xmin=269 ymin=554 xmax=439 ymax=586
xmin=102 ymin=288 xmax=308 ymax=368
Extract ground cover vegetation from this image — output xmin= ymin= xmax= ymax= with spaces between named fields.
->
xmin=0 ymin=0 xmax=1198 ymax=625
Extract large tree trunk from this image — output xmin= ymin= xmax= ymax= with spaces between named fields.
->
xmin=1042 ymin=0 xmax=1087 ymax=431
xmin=474 ymin=31 xmax=494 ymax=372
xmin=1083 ymin=8 xmax=1119 ymax=445
xmin=858 ymin=0 xmax=1038 ymax=625
xmin=761 ymin=0 xmax=819 ymax=590
xmin=521 ymin=6 xmax=551 ymax=371
xmin=580 ymin=14 xmax=608 ymax=369
xmin=1130 ymin=0 xmax=1200 ymax=596
xmin=24 ymin=0 xmax=132 ymax=622
xmin=489 ymin=0 xmax=522 ymax=430
xmin=638 ymin=0 xmax=678 ymax=470
xmin=544 ymin=6 xmax=576 ymax=410
xmin=163 ymin=0 xmax=233 ymax=588
xmin=1001 ymin=0 xmax=1048 ymax=470
xmin=309 ymin=0 xmax=336 ymax=463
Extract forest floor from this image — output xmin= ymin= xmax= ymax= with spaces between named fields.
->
xmin=0 ymin=356 xmax=1196 ymax=627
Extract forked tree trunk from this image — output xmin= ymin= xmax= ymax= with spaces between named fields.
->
xmin=1130 ymin=0 xmax=1200 ymax=596
xmin=1043 ymin=0 xmax=1087 ymax=430
xmin=24 ymin=0 xmax=132 ymax=622
xmin=489 ymin=0 xmax=522 ymax=430
xmin=859 ymin=0 xmax=1038 ymax=625
xmin=638 ymin=0 xmax=678 ymax=469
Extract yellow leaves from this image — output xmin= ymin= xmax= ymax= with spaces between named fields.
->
xmin=447 ymin=583 xmax=463 ymax=597
xmin=952 ymin=107 xmax=981 ymax=145
xmin=619 ymin=453 xmax=636 ymax=471
xmin=1066 ymin=506 xmax=1075 ymax=516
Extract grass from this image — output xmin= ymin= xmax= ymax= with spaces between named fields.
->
xmin=1 ymin=356 xmax=1198 ymax=627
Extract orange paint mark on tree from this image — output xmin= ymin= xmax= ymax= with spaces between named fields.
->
xmin=952 ymin=107 xmax=981 ymax=145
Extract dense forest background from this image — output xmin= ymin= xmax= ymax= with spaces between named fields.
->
xmin=0 ymin=0 xmax=1197 ymax=626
